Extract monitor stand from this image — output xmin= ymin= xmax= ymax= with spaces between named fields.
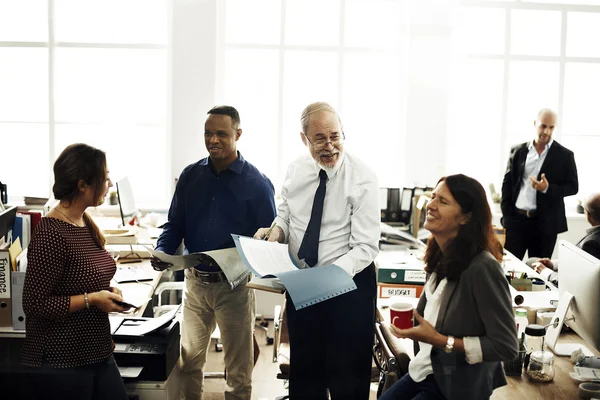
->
xmin=545 ymin=291 xmax=594 ymax=356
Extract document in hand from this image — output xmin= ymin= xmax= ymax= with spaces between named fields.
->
xmin=143 ymin=245 xmax=251 ymax=289
xmin=231 ymin=234 xmax=357 ymax=310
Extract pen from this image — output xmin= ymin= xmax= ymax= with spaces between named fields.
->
xmin=264 ymin=222 xmax=277 ymax=241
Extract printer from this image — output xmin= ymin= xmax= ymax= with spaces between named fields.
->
xmin=112 ymin=315 xmax=180 ymax=382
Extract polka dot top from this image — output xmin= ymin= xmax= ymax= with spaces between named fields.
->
xmin=21 ymin=217 xmax=116 ymax=368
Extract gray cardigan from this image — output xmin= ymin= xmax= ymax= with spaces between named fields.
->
xmin=415 ymin=251 xmax=518 ymax=400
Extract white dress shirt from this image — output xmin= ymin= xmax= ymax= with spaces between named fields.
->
xmin=274 ymin=151 xmax=380 ymax=277
xmin=409 ymin=273 xmax=484 ymax=383
xmin=515 ymin=140 xmax=552 ymax=211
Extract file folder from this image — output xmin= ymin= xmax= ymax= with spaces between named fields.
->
xmin=0 ymin=247 xmax=12 ymax=327
xmin=11 ymin=271 xmax=25 ymax=330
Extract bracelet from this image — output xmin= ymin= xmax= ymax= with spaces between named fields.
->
xmin=84 ymin=292 xmax=90 ymax=309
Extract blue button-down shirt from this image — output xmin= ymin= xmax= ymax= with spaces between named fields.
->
xmin=156 ymin=152 xmax=276 ymax=272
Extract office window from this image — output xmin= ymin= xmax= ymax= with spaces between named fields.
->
xmin=0 ymin=1 xmax=168 ymax=206
xmin=218 ymin=0 xmax=408 ymax=189
xmin=448 ymin=1 xmax=599 ymax=202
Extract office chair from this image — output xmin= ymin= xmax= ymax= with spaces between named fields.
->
xmin=272 ymin=300 xmax=290 ymax=400
xmin=373 ymin=321 xmax=411 ymax=397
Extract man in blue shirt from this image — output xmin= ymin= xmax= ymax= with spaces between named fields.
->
xmin=153 ymin=105 xmax=276 ymax=400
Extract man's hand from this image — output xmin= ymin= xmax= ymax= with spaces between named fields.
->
xmin=253 ymin=226 xmax=285 ymax=243
xmin=533 ymin=257 xmax=554 ymax=273
xmin=150 ymin=256 xmax=173 ymax=271
xmin=388 ymin=310 xmax=445 ymax=347
xmin=529 ymin=173 xmax=549 ymax=192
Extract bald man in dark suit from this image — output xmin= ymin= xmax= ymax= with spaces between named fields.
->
xmin=501 ymin=108 xmax=579 ymax=260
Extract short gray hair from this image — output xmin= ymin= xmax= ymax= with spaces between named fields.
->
xmin=300 ymin=102 xmax=342 ymax=133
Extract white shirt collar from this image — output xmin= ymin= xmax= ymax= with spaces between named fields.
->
xmin=528 ymin=139 xmax=553 ymax=152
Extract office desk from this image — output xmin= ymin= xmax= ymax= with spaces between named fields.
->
xmin=0 ymin=259 xmax=162 ymax=365
xmin=491 ymin=332 xmax=599 ymax=399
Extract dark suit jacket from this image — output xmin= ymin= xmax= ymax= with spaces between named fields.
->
xmin=576 ymin=226 xmax=600 ymax=260
xmin=501 ymin=141 xmax=578 ymax=234
xmin=414 ymin=251 xmax=518 ymax=400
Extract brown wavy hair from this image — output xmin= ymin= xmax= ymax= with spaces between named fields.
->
xmin=424 ymin=174 xmax=502 ymax=281
xmin=53 ymin=143 xmax=107 ymax=248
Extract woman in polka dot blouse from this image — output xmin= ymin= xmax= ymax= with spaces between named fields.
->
xmin=21 ymin=144 xmax=130 ymax=400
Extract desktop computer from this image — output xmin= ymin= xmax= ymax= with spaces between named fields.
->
xmin=545 ymin=240 xmax=600 ymax=356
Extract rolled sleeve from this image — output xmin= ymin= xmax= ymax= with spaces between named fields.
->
xmin=332 ymin=175 xmax=380 ymax=277
xmin=471 ymin=258 xmax=519 ymax=362
xmin=464 ymin=336 xmax=484 ymax=364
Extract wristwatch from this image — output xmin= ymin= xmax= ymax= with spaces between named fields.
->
xmin=444 ymin=335 xmax=454 ymax=353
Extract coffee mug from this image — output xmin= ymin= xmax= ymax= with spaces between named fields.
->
xmin=390 ymin=302 xmax=414 ymax=329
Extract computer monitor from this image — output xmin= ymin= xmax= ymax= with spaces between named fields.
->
xmin=115 ymin=177 xmax=138 ymax=227
xmin=545 ymin=240 xmax=600 ymax=356
xmin=0 ymin=206 xmax=18 ymax=244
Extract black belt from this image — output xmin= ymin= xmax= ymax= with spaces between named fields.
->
xmin=516 ymin=208 xmax=537 ymax=218
xmin=189 ymin=269 xmax=227 ymax=284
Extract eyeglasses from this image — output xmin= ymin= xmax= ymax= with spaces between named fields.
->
xmin=303 ymin=131 xmax=345 ymax=150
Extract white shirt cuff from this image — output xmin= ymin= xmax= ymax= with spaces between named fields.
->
xmin=539 ymin=267 xmax=554 ymax=281
xmin=463 ymin=336 xmax=483 ymax=364
xmin=274 ymin=216 xmax=289 ymax=243
xmin=332 ymin=259 xmax=355 ymax=278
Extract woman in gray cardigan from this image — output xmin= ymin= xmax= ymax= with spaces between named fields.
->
xmin=380 ymin=174 xmax=518 ymax=400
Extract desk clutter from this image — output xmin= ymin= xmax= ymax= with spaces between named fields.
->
xmin=376 ymin=249 xmax=425 ymax=299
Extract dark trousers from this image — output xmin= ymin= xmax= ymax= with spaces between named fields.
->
xmin=16 ymin=355 xmax=128 ymax=400
xmin=378 ymin=374 xmax=447 ymax=400
xmin=286 ymin=263 xmax=376 ymax=400
xmin=505 ymin=215 xmax=557 ymax=260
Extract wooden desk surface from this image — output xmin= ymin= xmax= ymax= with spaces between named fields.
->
xmin=492 ymin=332 xmax=597 ymax=400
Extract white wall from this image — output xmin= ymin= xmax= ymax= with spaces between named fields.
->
xmin=169 ymin=0 xmax=217 ymax=190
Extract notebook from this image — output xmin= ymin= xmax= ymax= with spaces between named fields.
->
xmin=231 ymin=234 xmax=357 ymax=310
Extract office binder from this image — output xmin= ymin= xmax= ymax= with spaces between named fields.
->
xmin=232 ymin=234 xmax=357 ymax=310
xmin=380 ymin=188 xmax=390 ymax=222
xmin=11 ymin=271 xmax=25 ymax=330
xmin=387 ymin=188 xmax=400 ymax=222
xmin=0 ymin=246 xmax=12 ymax=327
xmin=399 ymin=187 xmax=415 ymax=225
xmin=378 ymin=283 xmax=424 ymax=299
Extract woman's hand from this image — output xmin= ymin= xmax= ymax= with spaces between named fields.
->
xmin=88 ymin=290 xmax=129 ymax=313
xmin=109 ymin=286 xmax=123 ymax=297
xmin=389 ymin=310 xmax=446 ymax=347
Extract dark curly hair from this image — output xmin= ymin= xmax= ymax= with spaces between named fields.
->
xmin=424 ymin=174 xmax=503 ymax=281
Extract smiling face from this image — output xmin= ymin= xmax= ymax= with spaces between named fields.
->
xmin=204 ymin=113 xmax=241 ymax=168
xmin=424 ymin=181 xmax=470 ymax=242
xmin=301 ymin=110 xmax=344 ymax=168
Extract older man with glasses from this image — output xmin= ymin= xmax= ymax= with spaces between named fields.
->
xmin=255 ymin=102 xmax=380 ymax=400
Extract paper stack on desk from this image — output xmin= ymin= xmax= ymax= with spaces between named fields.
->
xmin=103 ymin=228 xmax=137 ymax=245
xmin=231 ymin=234 xmax=357 ymax=310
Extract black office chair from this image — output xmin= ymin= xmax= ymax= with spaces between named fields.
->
xmin=373 ymin=320 xmax=411 ymax=397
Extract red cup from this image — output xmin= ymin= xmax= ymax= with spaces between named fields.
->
xmin=390 ymin=302 xmax=414 ymax=329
